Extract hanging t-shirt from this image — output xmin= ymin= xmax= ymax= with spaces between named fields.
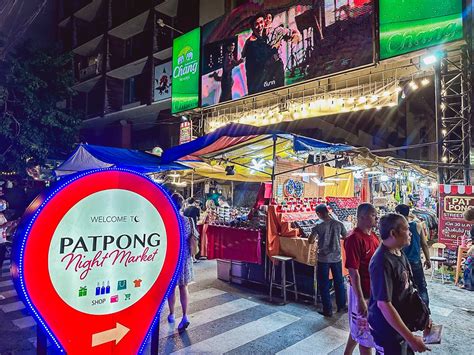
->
xmin=368 ymin=244 xmax=416 ymax=344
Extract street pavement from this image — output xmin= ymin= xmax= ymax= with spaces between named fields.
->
xmin=0 ymin=260 xmax=473 ymax=354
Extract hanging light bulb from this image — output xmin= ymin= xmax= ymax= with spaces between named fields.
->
xmin=358 ymin=96 xmax=367 ymax=104
xmin=347 ymin=97 xmax=355 ymax=104
xmin=441 ymin=129 xmax=447 ymax=135
xmin=421 ymin=78 xmax=430 ymax=86
xmin=383 ymin=90 xmax=390 ymax=97
xmin=363 ymin=104 xmax=372 ymax=110
xmin=370 ymin=95 xmax=378 ymax=103
xmin=441 ymin=156 xmax=448 ymax=163
xmin=409 ymin=80 xmax=418 ymax=90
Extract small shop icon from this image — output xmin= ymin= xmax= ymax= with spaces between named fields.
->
xmin=125 ymin=293 xmax=131 ymax=301
xmin=78 ymin=286 xmax=87 ymax=297
xmin=117 ymin=280 xmax=127 ymax=291
xmin=133 ymin=279 xmax=142 ymax=288
xmin=110 ymin=295 xmax=119 ymax=303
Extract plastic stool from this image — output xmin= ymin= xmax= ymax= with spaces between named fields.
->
xmin=269 ymin=255 xmax=298 ymax=303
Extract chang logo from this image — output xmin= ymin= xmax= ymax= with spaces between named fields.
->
xmin=174 ymin=45 xmax=198 ymax=79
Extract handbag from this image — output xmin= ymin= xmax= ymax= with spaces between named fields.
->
xmin=188 ymin=218 xmax=200 ymax=256
xmin=399 ymin=260 xmax=430 ymax=331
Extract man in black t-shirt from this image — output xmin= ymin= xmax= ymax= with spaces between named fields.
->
xmin=368 ymin=213 xmax=431 ymax=354
xmin=184 ymin=197 xmax=200 ymax=227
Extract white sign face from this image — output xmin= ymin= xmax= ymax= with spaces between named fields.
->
xmin=48 ymin=189 xmax=167 ymax=315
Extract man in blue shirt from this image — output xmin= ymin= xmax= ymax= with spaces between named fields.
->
xmin=395 ymin=204 xmax=431 ymax=307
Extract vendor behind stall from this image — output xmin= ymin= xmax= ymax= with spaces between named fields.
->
xmin=310 ymin=204 xmax=348 ymax=317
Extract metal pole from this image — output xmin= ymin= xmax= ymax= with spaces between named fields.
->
xmin=36 ymin=327 xmax=47 ymax=355
xmin=271 ymin=135 xmax=277 ymax=197
xmin=151 ymin=321 xmax=160 ymax=354
xmin=191 ymin=172 xmax=194 ymax=197
xmin=434 ymin=59 xmax=444 ymax=185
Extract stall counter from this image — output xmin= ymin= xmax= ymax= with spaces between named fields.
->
xmin=205 ymin=225 xmax=262 ymax=264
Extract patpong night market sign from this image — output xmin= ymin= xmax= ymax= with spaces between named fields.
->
xmin=12 ymin=168 xmax=184 ymax=354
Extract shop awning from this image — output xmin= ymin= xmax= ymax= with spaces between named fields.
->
xmin=55 ymin=144 xmax=186 ymax=176
xmin=161 ymin=123 xmax=353 ymax=181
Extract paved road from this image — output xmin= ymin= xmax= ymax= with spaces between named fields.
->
xmin=0 ymin=261 xmax=472 ymax=354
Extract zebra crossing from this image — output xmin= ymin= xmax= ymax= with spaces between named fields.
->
xmin=0 ymin=261 xmax=461 ymax=354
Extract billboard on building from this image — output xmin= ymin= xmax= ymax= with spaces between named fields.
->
xmin=154 ymin=61 xmax=172 ymax=102
xmin=201 ymin=0 xmax=374 ymax=107
xmin=172 ymin=27 xmax=201 ymax=113
xmin=379 ymin=0 xmax=463 ymax=60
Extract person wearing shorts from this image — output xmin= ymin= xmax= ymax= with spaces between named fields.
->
xmin=344 ymin=203 xmax=379 ymax=355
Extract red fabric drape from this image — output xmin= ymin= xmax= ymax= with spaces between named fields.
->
xmin=206 ymin=225 xmax=262 ymax=264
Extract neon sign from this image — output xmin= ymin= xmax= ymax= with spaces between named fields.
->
xmin=12 ymin=168 xmax=184 ymax=353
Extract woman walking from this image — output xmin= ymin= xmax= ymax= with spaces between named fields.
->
xmin=167 ymin=193 xmax=194 ymax=332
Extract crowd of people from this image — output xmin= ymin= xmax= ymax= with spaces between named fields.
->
xmin=309 ymin=202 xmax=450 ymax=355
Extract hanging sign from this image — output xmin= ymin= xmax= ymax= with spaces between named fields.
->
xmin=179 ymin=121 xmax=192 ymax=144
xmin=438 ymin=184 xmax=474 ymax=252
xmin=12 ymin=169 xmax=184 ymax=354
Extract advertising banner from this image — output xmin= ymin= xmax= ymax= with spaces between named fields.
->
xmin=379 ymin=0 xmax=463 ymax=60
xmin=172 ymin=27 xmax=201 ymax=113
xmin=201 ymin=0 xmax=374 ymax=107
xmin=179 ymin=121 xmax=192 ymax=144
xmin=154 ymin=61 xmax=172 ymax=102
xmin=438 ymin=185 xmax=474 ymax=256
xmin=12 ymin=169 xmax=184 ymax=354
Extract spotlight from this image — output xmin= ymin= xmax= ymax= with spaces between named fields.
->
xmin=422 ymin=54 xmax=437 ymax=66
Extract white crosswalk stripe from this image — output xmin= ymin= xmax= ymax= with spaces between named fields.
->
xmin=0 ymin=289 xmax=17 ymax=299
xmin=0 ymin=300 xmax=25 ymax=313
xmin=13 ymin=316 xmax=36 ymax=329
xmin=430 ymin=304 xmax=453 ymax=317
xmin=0 ymin=279 xmax=13 ymax=288
xmin=277 ymin=326 xmax=349 ymax=355
xmin=161 ymin=298 xmax=258 ymax=339
xmin=171 ymin=311 xmax=300 ymax=355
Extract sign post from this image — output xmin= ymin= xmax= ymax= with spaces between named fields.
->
xmin=12 ymin=169 xmax=184 ymax=354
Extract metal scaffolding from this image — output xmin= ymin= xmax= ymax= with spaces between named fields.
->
xmin=436 ymin=46 xmax=472 ymax=185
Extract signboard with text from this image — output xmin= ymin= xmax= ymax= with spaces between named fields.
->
xmin=179 ymin=121 xmax=192 ymax=144
xmin=172 ymin=27 xmax=201 ymax=113
xmin=379 ymin=0 xmax=463 ymax=60
xmin=12 ymin=169 xmax=184 ymax=354
xmin=438 ymin=184 xmax=474 ymax=253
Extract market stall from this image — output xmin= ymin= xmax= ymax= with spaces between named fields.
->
xmin=162 ymin=124 xmax=440 ymax=296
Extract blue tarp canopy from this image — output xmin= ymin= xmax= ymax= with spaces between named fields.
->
xmin=161 ymin=123 xmax=353 ymax=164
xmin=55 ymin=144 xmax=186 ymax=176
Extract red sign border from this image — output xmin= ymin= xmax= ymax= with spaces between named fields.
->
xmin=11 ymin=168 xmax=185 ymax=354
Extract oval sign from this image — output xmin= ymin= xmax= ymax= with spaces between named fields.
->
xmin=12 ymin=169 xmax=184 ymax=354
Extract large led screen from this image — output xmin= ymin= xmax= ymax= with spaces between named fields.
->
xmin=172 ymin=27 xmax=201 ymax=113
xmin=379 ymin=0 xmax=463 ymax=60
xmin=201 ymin=0 xmax=374 ymax=107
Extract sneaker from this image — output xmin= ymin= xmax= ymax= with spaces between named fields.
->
xmin=167 ymin=314 xmax=175 ymax=323
xmin=317 ymin=309 xmax=333 ymax=318
xmin=178 ymin=316 xmax=190 ymax=333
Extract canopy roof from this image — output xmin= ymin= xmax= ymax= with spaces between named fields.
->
xmin=161 ymin=123 xmax=353 ymax=181
xmin=55 ymin=144 xmax=186 ymax=176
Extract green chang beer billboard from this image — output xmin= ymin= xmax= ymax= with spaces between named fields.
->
xmin=172 ymin=27 xmax=200 ymax=113
xmin=379 ymin=0 xmax=463 ymax=60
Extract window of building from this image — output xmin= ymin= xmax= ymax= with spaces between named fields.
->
xmin=124 ymin=77 xmax=137 ymax=104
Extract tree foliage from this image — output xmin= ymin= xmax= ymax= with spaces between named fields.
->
xmin=0 ymin=41 xmax=82 ymax=174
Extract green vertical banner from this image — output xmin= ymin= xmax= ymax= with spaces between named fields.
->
xmin=172 ymin=27 xmax=200 ymax=113
xmin=379 ymin=0 xmax=463 ymax=60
